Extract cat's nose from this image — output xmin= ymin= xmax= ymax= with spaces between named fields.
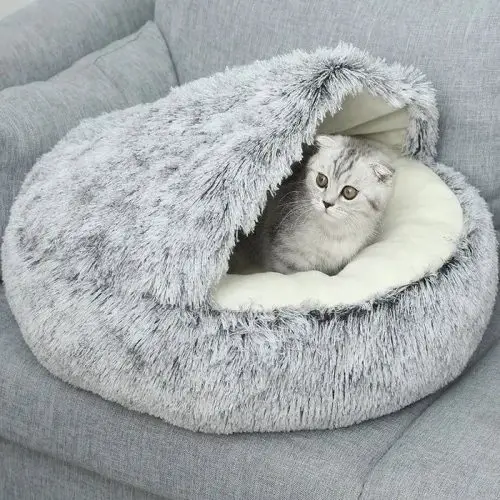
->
xmin=323 ymin=201 xmax=334 ymax=209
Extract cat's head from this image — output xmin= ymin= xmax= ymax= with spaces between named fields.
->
xmin=302 ymin=135 xmax=395 ymax=225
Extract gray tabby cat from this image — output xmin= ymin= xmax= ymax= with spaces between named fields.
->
xmin=231 ymin=135 xmax=395 ymax=275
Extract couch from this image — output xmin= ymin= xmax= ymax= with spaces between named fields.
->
xmin=1 ymin=0 xmax=499 ymax=498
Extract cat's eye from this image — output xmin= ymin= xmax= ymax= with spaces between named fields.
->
xmin=341 ymin=185 xmax=358 ymax=200
xmin=316 ymin=173 xmax=328 ymax=188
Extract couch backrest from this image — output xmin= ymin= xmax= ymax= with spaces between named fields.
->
xmin=155 ymin=0 xmax=500 ymax=226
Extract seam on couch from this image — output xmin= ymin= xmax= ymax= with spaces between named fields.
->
xmin=92 ymin=30 xmax=145 ymax=68
xmin=356 ymin=395 xmax=439 ymax=500
xmin=0 ymin=436 xmax=168 ymax=500
xmin=163 ymin=39 xmax=180 ymax=86
xmin=92 ymin=29 xmax=145 ymax=104
xmin=151 ymin=16 xmax=180 ymax=86
xmin=357 ymin=335 xmax=500 ymax=499
xmin=91 ymin=21 xmax=179 ymax=101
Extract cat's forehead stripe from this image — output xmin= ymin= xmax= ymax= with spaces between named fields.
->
xmin=334 ymin=147 xmax=358 ymax=178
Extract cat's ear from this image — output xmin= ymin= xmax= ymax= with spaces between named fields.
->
xmin=370 ymin=161 xmax=394 ymax=183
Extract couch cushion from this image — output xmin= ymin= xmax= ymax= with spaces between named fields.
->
xmin=0 ymin=0 xmax=155 ymax=90
xmin=0 ymin=21 xmax=177 ymax=242
xmin=0 ymin=285 xmax=436 ymax=499
xmin=361 ymin=341 xmax=500 ymax=499
xmin=0 ymin=438 xmax=161 ymax=500
xmin=155 ymin=0 xmax=500 ymax=225
xmin=1 ymin=284 xmax=499 ymax=499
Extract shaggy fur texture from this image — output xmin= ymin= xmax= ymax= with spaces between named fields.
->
xmin=2 ymin=45 xmax=498 ymax=433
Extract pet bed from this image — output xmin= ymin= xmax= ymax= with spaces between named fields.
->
xmin=2 ymin=45 xmax=497 ymax=434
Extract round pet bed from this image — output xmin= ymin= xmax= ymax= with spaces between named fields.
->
xmin=2 ymin=45 xmax=497 ymax=434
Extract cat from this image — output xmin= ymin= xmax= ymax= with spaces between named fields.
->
xmin=230 ymin=134 xmax=396 ymax=275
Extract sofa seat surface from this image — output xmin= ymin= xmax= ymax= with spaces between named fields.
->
xmin=361 ymin=341 xmax=500 ymax=499
xmin=0 ymin=438 xmax=162 ymax=500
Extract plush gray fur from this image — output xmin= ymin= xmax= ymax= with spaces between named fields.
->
xmin=1 ymin=45 xmax=497 ymax=434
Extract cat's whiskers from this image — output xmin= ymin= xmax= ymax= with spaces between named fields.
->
xmin=278 ymin=189 xmax=304 ymax=204
xmin=279 ymin=204 xmax=312 ymax=228
xmin=276 ymin=202 xmax=315 ymax=233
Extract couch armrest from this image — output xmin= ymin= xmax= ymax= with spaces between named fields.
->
xmin=0 ymin=0 xmax=155 ymax=90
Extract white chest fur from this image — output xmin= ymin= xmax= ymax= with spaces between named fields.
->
xmin=292 ymin=222 xmax=371 ymax=274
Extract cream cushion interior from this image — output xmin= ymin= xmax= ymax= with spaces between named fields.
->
xmin=213 ymin=92 xmax=463 ymax=311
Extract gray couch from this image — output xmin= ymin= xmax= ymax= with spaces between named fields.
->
xmin=1 ymin=0 xmax=499 ymax=498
